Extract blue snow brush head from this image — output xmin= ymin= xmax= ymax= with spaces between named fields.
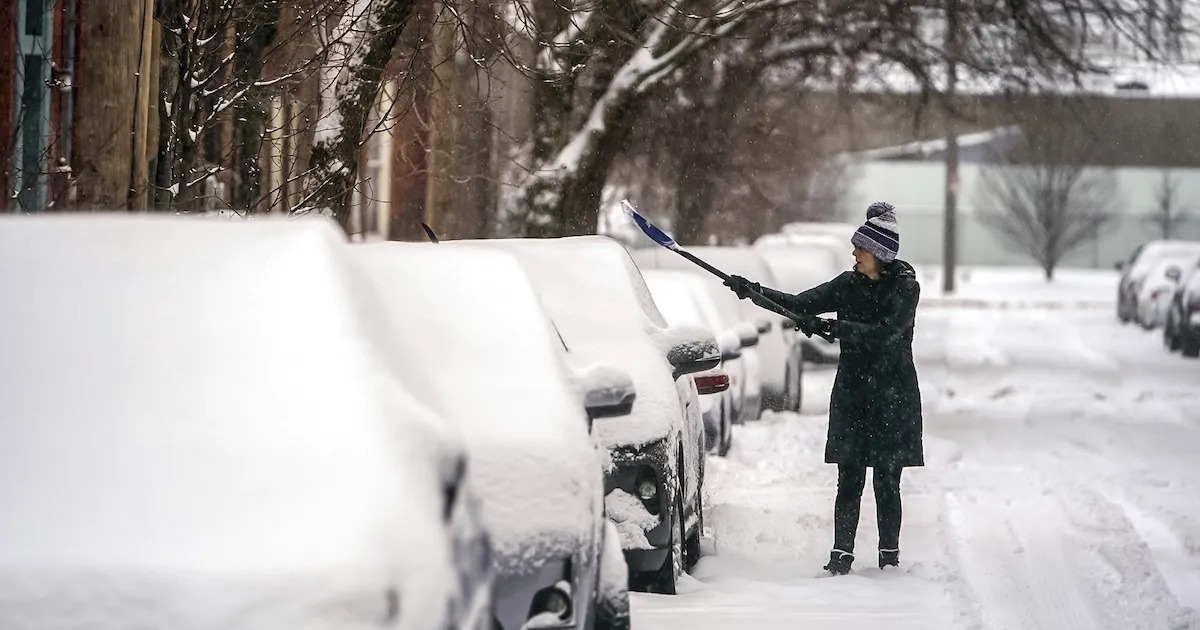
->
xmin=622 ymin=199 xmax=679 ymax=251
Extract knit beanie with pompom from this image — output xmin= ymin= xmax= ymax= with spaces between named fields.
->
xmin=850 ymin=201 xmax=900 ymax=263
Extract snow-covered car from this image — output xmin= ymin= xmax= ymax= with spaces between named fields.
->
xmin=1164 ymin=258 xmax=1200 ymax=356
xmin=1116 ymin=240 xmax=1200 ymax=324
xmin=461 ymin=236 xmax=719 ymax=595
xmin=643 ymin=269 xmax=748 ymax=456
xmin=636 ymin=261 xmax=760 ymax=425
xmin=352 ymin=243 xmax=633 ymax=630
xmin=634 ymin=246 xmax=802 ymax=413
xmin=1164 ymin=257 xmax=1200 ymax=357
xmin=754 ymin=237 xmax=845 ymax=364
xmin=0 ymin=216 xmax=490 ymax=630
xmin=779 ymin=221 xmax=859 ymax=245
xmin=1135 ymin=253 xmax=1200 ymax=329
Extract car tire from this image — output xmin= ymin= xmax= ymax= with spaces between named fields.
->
xmin=1183 ymin=336 xmax=1200 ymax=358
xmin=594 ymin=522 xmax=631 ymax=630
xmin=717 ymin=411 xmax=732 ymax=457
xmin=649 ymin=489 xmax=685 ymax=595
xmin=1165 ymin=323 xmax=1181 ymax=352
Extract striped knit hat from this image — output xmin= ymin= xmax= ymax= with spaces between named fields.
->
xmin=851 ymin=201 xmax=900 ymax=263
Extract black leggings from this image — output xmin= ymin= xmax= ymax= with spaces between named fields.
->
xmin=833 ymin=464 xmax=902 ymax=554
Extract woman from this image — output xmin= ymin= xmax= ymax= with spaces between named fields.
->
xmin=725 ymin=201 xmax=923 ymax=575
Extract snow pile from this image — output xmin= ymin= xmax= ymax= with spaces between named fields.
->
xmin=605 ymin=490 xmax=660 ymax=551
xmin=352 ymin=243 xmax=602 ymax=577
xmin=0 ymin=216 xmax=459 ymax=630
xmin=456 ymin=237 xmax=690 ymax=450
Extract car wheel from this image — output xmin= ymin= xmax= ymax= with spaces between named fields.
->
xmin=650 ymin=488 xmax=685 ymax=595
xmin=717 ymin=411 xmax=732 ymax=457
xmin=792 ymin=361 xmax=804 ymax=412
xmin=1166 ymin=323 xmax=1181 ymax=352
xmin=1183 ymin=336 xmax=1200 ymax=358
xmin=686 ymin=470 xmax=700 ymax=568
xmin=594 ymin=522 xmax=631 ymax=630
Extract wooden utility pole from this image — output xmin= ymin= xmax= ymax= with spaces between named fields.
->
xmin=941 ymin=0 xmax=960 ymax=294
xmin=74 ymin=0 xmax=142 ymax=210
xmin=129 ymin=0 xmax=156 ymax=210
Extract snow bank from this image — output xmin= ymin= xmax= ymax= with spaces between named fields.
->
xmin=605 ymin=490 xmax=660 ymax=551
xmin=352 ymin=243 xmax=602 ymax=576
xmin=455 ymin=237 xmax=688 ymax=450
xmin=0 ymin=216 xmax=459 ymax=630
xmin=916 ymin=265 xmax=1118 ymax=308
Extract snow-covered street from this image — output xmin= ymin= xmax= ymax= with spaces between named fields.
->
xmin=633 ymin=276 xmax=1200 ymax=629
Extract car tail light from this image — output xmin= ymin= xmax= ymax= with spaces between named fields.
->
xmin=695 ymin=373 xmax=730 ymax=395
xmin=1152 ymin=288 xmax=1169 ymax=301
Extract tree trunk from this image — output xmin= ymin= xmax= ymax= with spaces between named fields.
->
xmin=305 ymin=0 xmax=417 ymax=228
xmin=74 ymin=0 xmax=143 ymax=209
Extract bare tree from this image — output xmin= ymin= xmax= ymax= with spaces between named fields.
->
xmin=1146 ymin=169 xmax=1192 ymax=239
xmin=977 ymin=108 xmax=1119 ymax=281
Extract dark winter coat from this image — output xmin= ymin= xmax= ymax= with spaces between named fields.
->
xmin=761 ymin=259 xmax=924 ymax=468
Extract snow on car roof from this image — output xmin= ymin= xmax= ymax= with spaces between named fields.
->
xmin=456 ymin=237 xmax=687 ymax=449
xmin=351 ymin=243 xmax=601 ymax=573
xmin=459 ymin=235 xmax=668 ymax=340
xmin=642 ymin=270 xmax=723 ymax=332
xmin=1131 ymin=241 xmax=1200 ymax=277
xmin=0 ymin=216 xmax=457 ymax=628
xmin=754 ymin=245 xmax=846 ymax=294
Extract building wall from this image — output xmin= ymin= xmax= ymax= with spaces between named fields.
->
xmin=840 ymin=160 xmax=1200 ymax=268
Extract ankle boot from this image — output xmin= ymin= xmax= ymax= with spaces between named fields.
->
xmin=824 ymin=550 xmax=854 ymax=575
xmin=879 ymin=549 xmax=899 ymax=569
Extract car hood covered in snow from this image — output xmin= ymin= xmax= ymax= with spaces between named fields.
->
xmin=455 ymin=236 xmax=687 ymax=449
xmin=0 ymin=216 xmax=461 ymax=630
xmin=352 ymin=243 xmax=602 ymax=576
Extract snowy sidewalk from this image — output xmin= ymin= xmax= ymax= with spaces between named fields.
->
xmin=632 ymin=302 xmax=1200 ymax=630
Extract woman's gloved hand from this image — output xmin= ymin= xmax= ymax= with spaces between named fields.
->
xmin=723 ymin=275 xmax=760 ymax=300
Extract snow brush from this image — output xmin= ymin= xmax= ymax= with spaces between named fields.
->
xmin=621 ymin=199 xmax=834 ymax=343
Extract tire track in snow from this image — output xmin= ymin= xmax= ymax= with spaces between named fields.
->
xmin=946 ymin=491 xmax=1102 ymax=630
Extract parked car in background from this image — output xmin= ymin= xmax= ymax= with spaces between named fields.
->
xmin=1136 ymin=252 xmax=1200 ymax=329
xmin=1164 ymin=258 xmax=1200 ymax=357
xmin=353 ymin=243 xmax=633 ymax=630
xmin=0 ymin=217 xmax=491 ymax=630
xmin=780 ymin=221 xmax=859 ymax=245
xmin=643 ymin=269 xmax=751 ymax=456
xmin=634 ymin=246 xmax=802 ymax=413
xmin=754 ymin=237 xmax=845 ymax=364
xmin=1117 ymin=240 xmax=1200 ymax=324
xmin=462 ymin=236 xmax=720 ymax=595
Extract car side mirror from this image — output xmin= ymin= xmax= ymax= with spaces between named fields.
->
xmin=718 ymin=330 xmax=742 ymax=361
xmin=694 ymin=372 xmax=731 ymax=395
xmin=1166 ymin=266 xmax=1182 ymax=282
xmin=756 ymin=319 xmax=772 ymax=334
xmin=578 ymin=365 xmax=636 ymax=423
xmin=659 ymin=324 xmax=721 ymax=379
xmin=735 ymin=322 xmax=759 ymax=348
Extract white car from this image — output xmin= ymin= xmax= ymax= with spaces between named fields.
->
xmin=754 ymin=237 xmax=845 ymax=364
xmin=1137 ymin=253 xmax=1200 ymax=329
xmin=460 ymin=236 xmax=721 ymax=595
xmin=643 ymin=269 xmax=752 ymax=456
xmin=1117 ymin=240 xmax=1200 ymax=323
xmin=633 ymin=248 xmax=772 ymax=420
xmin=0 ymin=217 xmax=490 ymax=630
xmin=353 ymin=243 xmax=634 ymax=630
